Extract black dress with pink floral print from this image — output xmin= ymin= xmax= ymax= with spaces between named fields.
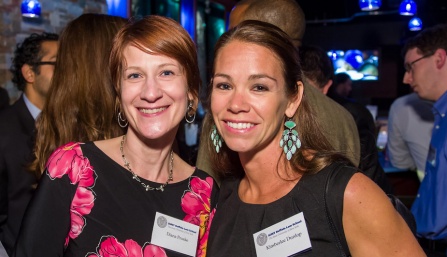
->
xmin=14 ymin=142 xmax=218 ymax=257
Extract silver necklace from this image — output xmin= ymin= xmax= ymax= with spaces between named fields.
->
xmin=120 ymin=135 xmax=173 ymax=192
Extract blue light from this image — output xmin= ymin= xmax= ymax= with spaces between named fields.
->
xmin=409 ymin=17 xmax=422 ymax=31
xmin=399 ymin=0 xmax=417 ymax=16
xmin=180 ymin=0 xmax=195 ymax=40
xmin=359 ymin=0 xmax=382 ymax=11
xmin=106 ymin=0 xmax=128 ymax=18
xmin=21 ymin=0 xmax=41 ymax=18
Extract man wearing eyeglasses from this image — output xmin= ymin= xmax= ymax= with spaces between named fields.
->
xmin=0 ymin=32 xmax=58 ymax=256
xmin=402 ymin=23 xmax=447 ymax=257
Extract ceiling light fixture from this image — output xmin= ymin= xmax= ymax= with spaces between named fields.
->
xmin=408 ymin=17 xmax=422 ymax=31
xmin=359 ymin=0 xmax=382 ymax=11
xmin=21 ymin=0 xmax=41 ymax=18
xmin=399 ymin=0 xmax=417 ymax=16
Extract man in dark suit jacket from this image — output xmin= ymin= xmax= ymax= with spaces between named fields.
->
xmin=0 ymin=87 xmax=9 ymax=111
xmin=0 ymin=32 xmax=58 ymax=255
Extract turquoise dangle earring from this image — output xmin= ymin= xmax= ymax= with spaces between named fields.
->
xmin=211 ymin=125 xmax=223 ymax=153
xmin=279 ymin=119 xmax=301 ymax=160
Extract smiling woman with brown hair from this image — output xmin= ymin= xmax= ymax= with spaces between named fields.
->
xmin=205 ymin=20 xmax=424 ymax=257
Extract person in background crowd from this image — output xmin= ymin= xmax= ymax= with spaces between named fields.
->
xmin=14 ymin=15 xmax=218 ymax=257
xmin=300 ymin=45 xmax=392 ymax=193
xmin=387 ymin=92 xmax=434 ymax=181
xmin=402 ymin=23 xmax=447 ymax=257
xmin=30 ymin=14 xmax=127 ymax=178
xmin=196 ymin=0 xmax=360 ymax=182
xmin=327 ymin=72 xmax=354 ymax=102
xmin=205 ymin=20 xmax=424 ymax=257
xmin=0 ymin=87 xmax=9 ymax=111
xmin=0 ymin=32 xmax=58 ymax=256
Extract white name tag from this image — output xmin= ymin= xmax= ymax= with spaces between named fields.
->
xmin=253 ymin=212 xmax=312 ymax=257
xmin=151 ymin=212 xmax=200 ymax=257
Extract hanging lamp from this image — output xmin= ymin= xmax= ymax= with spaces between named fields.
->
xmin=359 ymin=0 xmax=382 ymax=11
xmin=399 ymin=0 xmax=417 ymax=16
xmin=21 ymin=0 xmax=41 ymax=18
xmin=409 ymin=17 xmax=422 ymax=31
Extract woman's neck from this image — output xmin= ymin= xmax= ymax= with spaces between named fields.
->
xmin=238 ymin=148 xmax=301 ymax=204
xmin=121 ymin=133 xmax=173 ymax=182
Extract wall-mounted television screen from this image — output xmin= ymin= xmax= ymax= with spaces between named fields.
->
xmin=327 ymin=49 xmax=379 ymax=81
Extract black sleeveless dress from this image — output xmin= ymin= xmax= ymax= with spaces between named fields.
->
xmin=207 ymin=162 xmax=356 ymax=257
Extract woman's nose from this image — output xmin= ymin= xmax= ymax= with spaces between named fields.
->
xmin=140 ymin=78 xmax=163 ymax=102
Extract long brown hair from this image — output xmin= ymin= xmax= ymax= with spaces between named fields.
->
xmin=202 ymin=20 xmax=349 ymax=179
xmin=32 ymin=14 xmax=127 ymax=176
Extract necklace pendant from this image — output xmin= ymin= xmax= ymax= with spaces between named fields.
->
xmin=120 ymin=135 xmax=174 ymax=193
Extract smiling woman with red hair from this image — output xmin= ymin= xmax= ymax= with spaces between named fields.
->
xmin=15 ymin=15 xmax=218 ymax=257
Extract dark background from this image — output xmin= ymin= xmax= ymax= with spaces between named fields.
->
xmin=298 ymin=0 xmax=447 ymax=114
xmin=212 ymin=0 xmax=447 ymax=114
xmin=300 ymin=0 xmax=445 ymax=24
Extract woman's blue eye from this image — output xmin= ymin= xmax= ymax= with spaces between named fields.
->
xmin=127 ymin=73 xmax=140 ymax=79
xmin=161 ymin=70 xmax=174 ymax=76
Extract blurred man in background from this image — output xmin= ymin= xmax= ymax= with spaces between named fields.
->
xmin=0 ymin=32 xmax=58 ymax=255
xmin=300 ymin=44 xmax=391 ymax=193
xmin=402 ymin=23 xmax=447 ymax=256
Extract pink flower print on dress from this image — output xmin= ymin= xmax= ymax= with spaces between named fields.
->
xmin=141 ymin=243 xmax=168 ymax=257
xmin=87 ymin=236 xmax=167 ymax=257
xmin=181 ymin=177 xmax=213 ymax=224
xmin=197 ymin=208 xmax=216 ymax=257
xmin=68 ymin=210 xmax=85 ymax=242
xmin=47 ymin=142 xmax=83 ymax=180
xmin=47 ymin=142 xmax=96 ymax=187
xmin=181 ymin=176 xmax=214 ymax=257
xmin=46 ymin=142 xmax=97 ymax=246
xmin=88 ymin=236 xmax=127 ymax=257
xmin=123 ymin=240 xmax=143 ymax=257
xmin=74 ymin=162 xmax=95 ymax=188
xmin=71 ymin=187 xmax=95 ymax=216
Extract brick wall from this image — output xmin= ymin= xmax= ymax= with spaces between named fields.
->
xmin=0 ymin=0 xmax=107 ymax=102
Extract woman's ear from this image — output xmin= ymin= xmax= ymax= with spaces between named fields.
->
xmin=187 ymin=91 xmax=198 ymax=113
xmin=285 ymin=81 xmax=304 ymax=117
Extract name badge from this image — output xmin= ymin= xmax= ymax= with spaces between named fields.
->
xmin=151 ymin=212 xmax=200 ymax=257
xmin=253 ymin=212 xmax=311 ymax=257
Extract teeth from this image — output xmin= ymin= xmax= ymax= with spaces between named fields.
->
xmin=140 ymin=107 xmax=166 ymax=114
xmin=227 ymin=122 xmax=254 ymax=129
